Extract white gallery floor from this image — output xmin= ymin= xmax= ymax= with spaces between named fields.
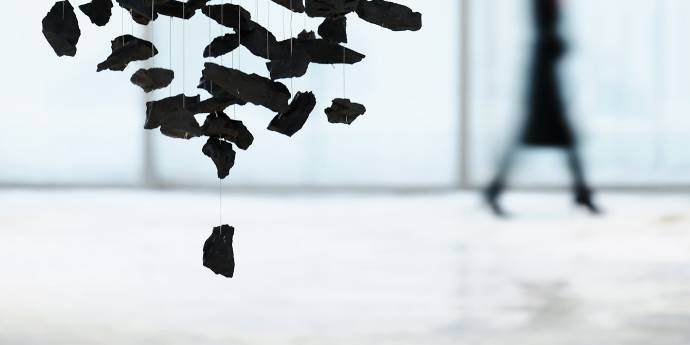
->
xmin=1 ymin=190 xmax=690 ymax=345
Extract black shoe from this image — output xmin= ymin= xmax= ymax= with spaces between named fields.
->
xmin=575 ymin=187 xmax=601 ymax=215
xmin=484 ymin=184 xmax=508 ymax=217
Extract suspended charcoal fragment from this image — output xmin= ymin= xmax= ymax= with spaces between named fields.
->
xmin=145 ymin=94 xmax=203 ymax=139
xmin=240 ymin=23 xmax=279 ymax=59
xmin=202 ymin=4 xmax=256 ymax=32
xmin=130 ymin=68 xmax=174 ymax=92
xmin=188 ymin=94 xmax=245 ymax=114
xmin=159 ymin=110 xmax=204 ymax=139
xmin=325 ymin=98 xmax=366 ymax=125
xmin=115 ymin=0 xmax=162 ymax=25
xmin=270 ymin=0 xmax=305 ymax=13
xmin=318 ymin=15 xmax=347 ymax=43
xmin=356 ymin=0 xmax=422 ymax=31
xmin=203 ymin=138 xmax=236 ymax=179
xmin=268 ymin=92 xmax=317 ymax=137
xmin=97 ymin=35 xmax=158 ymax=72
xmin=156 ymin=0 xmax=209 ymax=19
xmin=272 ymin=30 xmax=364 ymax=64
xmin=42 ymin=1 xmax=81 ymax=57
xmin=305 ymin=0 xmax=359 ymax=17
xmin=79 ymin=0 xmax=114 ymax=27
xmin=266 ymin=49 xmax=310 ymax=80
xmin=203 ymin=34 xmax=240 ymax=58
xmin=203 ymin=224 xmax=235 ymax=278
xmin=202 ymin=63 xmax=291 ymax=112
xmin=202 ymin=112 xmax=254 ymax=150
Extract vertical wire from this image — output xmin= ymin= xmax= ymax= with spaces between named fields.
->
xmin=169 ymin=16 xmax=172 ymax=96
xmin=151 ymin=1 xmax=155 ymax=61
xmin=121 ymin=7 xmax=125 ymax=45
xmin=289 ymin=0 xmax=293 ymax=94
xmin=130 ymin=9 xmax=134 ymax=34
xmin=221 ymin=4 xmax=225 ymax=65
xmin=266 ymin=0 xmax=270 ymax=59
xmin=62 ymin=1 xmax=65 ymax=19
xmin=182 ymin=2 xmax=186 ymax=107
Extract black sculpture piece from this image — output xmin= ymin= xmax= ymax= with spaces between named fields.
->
xmin=42 ymin=1 xmax=81 ymax=57
xmin=484 ymin=0 xmax=599 ymax=216
xmin=41 ymin=0 xmax=422 ymax=278
xmin=203 ymin=225 xmax=236 ymax=278
xmin=79 ymin=0 xmax=113 ymax=26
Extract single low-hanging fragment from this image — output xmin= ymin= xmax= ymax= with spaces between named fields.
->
xmin=130 ymin=68 xmax=174 ymax=92
xmin=97 ymin=35 xmax=158 ymax=72
xmin=145 ymin=94 xmax=203 ymax=139
xmin=268 ymin=92 xmax=317 ymax=137
xmin=270 ymin=0 xmax=305 ymax=13
xmin=201 ymin=112 xmax=254 ymax=150
xmin=202 ymin=62 xmax=291 ymax=112
xmin=305 ymin=0 xmax=359 ymax=17
xmin=79 ymin=0 xmax=113 ymax=27
xmin=203 ymin=224 xmax=235 ymax=278
xmin=355 ymin=0 xmax=422 ymax=31
xmin=203 ymin=138 xmax=236 ymax=179
xmin=42 ymin=1 xmax=81 ymax=57
xmin=156 ymin=0 xmax=209 ymax=19
xmin=318 ymin=15 xmax=347 ymax=43
xmin=203 ymin=34 xmax=240 ymax=58
xmin=325 ymin=98 xmax=366 ymax=125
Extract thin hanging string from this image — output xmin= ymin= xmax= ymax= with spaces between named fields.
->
xmin=289 ymin=0 xmax=293 ymax=94
xmin=121 ymin=7 xmax=125 ymax=44
xmin=169 ymin=16 xmax=172 ymax=96
xmin=151 ymin=1 xmax=155 ymax=62
xmin=221 ymin=4 xmax=224 ymax=65
xmin=62 ymin=1 xmax=65 ymax=19
xmin=209 ymin=5 xmax=214 ymax=95
xmin=238 ymin=0 xmax=242 ymax=69
xmin=266 ymin=0 xmax=270 ymax=60
xmin=343 ymin=48 xmax=346 ymax=98
xmin=182 ymin=2 xmax=186 ymax=108
xmin=130 ymin=9 xmax=134 ymax=34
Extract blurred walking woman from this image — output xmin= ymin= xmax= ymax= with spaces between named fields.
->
xmin=484 ymin=0 xmax=600 ymax=216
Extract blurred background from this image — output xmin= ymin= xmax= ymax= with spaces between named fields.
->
xmin=2 ymin=0 xmax=690 ymax=344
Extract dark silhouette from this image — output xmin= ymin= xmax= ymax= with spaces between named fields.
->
xmin=484 ymin=0 xmax=600 ymax=216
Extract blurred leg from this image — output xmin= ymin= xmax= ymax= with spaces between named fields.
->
xmin=484 ymin=147 xmax=517 ymax=217
xmin=566 ymin=148 xmax=601 ymax=214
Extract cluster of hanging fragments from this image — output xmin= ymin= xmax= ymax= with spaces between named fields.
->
xmin=42 ymin=0 xmax=421 ymax=278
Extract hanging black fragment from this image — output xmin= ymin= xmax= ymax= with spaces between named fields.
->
xmin=188 ymin=95 xmax=245 ymax=114
xmin=355 ymin=0 xmax=422 ymax=32
xmin=159 ymin=110 xmax=203 ymax=139
xmin=156 ymin=0 xmax=209 ymax=19
xmin=203 ymin=224 xmax=235 ymax=278
xmin=272 ymin=30 xmax=364 ymax=64
xmin=268 ymin=92 xmax=316 ymax=137
xmin=270 ymin=0 xmax=305 ymax=13
xmin=203 ymin=138 xmax=236 ymax=179
xmin=203 ymin=34 xmax=240 ymax=58
xmin=42 ymin=1 xmax=81 ymax=57
xmin=145 ymin=93 xmax=200 ymax=129
xmin=115 ymin=0 xmax=159 ymax=24
xmin=318 ymin=15 xmax=347 ymax=43
xmin=202 ymin=4 xmax=256 ymax=32
xmin=240 ymin=23 xmax=279 ymax=59
xmin=202 ymin=62 xmax=291 ymax=112
xmin=130 ymin=68 xmax=174 ymax=92
xmin=202 ymin=112 xmax=254 ymax=150
xmin=305 ymin=0 xmax=359 ymax=17
xmin=79 ymin=0 xmax=114 ymax=27
xmin=325 ymin=98 xmax=366 ymax=124
xmin=266 ymin=49 xmax=311 ymax=80
xmin=97 ymin=35 xmax=158 ymax=72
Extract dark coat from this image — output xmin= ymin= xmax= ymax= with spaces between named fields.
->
xmin=521 ymin=0 xmax=575 ymax=147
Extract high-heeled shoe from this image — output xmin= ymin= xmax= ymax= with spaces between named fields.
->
xmin=574 ymin=186 xmax=601 ymax=215
xmin=484 ymin=183 xmax=508 ymax=217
